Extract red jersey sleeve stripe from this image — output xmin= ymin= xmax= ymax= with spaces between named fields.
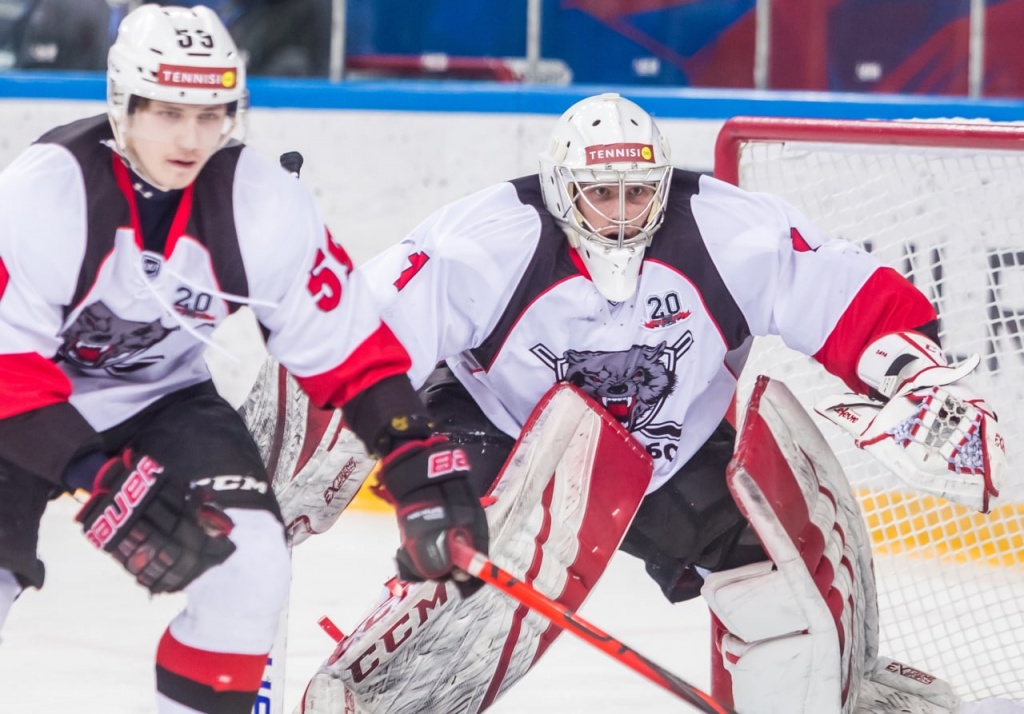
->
xmin=156 ymin=629 xmax=267 ymax=692
xmin=294 ymin=323 xmax=413 ymax=409
xmin=0 ymin=255 xmax=9 ymax=299
xmin=0 ymin=353 xmax=74 ymax=419
xmin=814 ymin=267 xmax=937 ymax=394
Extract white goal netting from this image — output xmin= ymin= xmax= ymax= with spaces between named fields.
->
xmin=717 ymin=117 xmax=1024 ymax=701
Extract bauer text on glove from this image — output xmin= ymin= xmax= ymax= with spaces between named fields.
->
xmin=75 ymin=450 xmax=237 ymax=593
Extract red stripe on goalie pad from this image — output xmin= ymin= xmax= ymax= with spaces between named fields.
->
xmin=728 ymin=396 xmax=831 ymax=586
xmin=157 ymin=630 xmax=267 ymax=692
xmin=726 ymin=376 xmax=854 ymax=691
xmin=482 ymin=383 xmax=653 ymax=708
xmin=296 ymin=397 xmax=342 ymax=476
xmin=480 ymin=480 xmax=557 ymax=710
xmin=533 ymin=385 xmax=653 ymax=662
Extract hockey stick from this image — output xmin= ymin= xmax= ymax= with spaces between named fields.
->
xmin=250 ymin=151 xmax=308 ymax=714
xmin=450 ymin=540 xmax=737 ymax=714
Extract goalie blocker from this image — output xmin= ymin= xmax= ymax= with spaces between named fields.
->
xmin=705 ymin=375 xmax=1022 ymax=714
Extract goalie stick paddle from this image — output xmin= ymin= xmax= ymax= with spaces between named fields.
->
xmin=449 ymin=539 xmax=737 ymax=714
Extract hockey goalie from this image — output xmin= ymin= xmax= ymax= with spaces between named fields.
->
xmin=241 ymin=359 xmax=1019 ymax=714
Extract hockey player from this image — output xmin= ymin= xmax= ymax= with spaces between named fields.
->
xmin=246 ymin=93 xmax=1010 ymax=713
xmin=0 ymin=5 xmax=486 ymax=714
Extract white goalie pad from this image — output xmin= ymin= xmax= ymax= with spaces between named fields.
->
xmin=703 ymin=375 xmax=879 ymax=714
xmin=705 ymin=376 xmax=983 ymax=714
xmin=855 ymin=658 xmax=960 ymax=714
xmin=240 ymin=358 xmax=376 ymax=546
xmin=296 ymin=383 xmax=653 ymax=714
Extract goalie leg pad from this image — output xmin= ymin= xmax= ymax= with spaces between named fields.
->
xmin=240 ymin=359 xmax=376 ymax=546
xmin=704 ymin=560 xmax=836 ymax=714
xmin=298 ymin=383 xmax=653 ymax=714
xmin=707 ymin=376 xmax=880 ymax=714
xmin=854 ymin=657 xmax=960 ymax=714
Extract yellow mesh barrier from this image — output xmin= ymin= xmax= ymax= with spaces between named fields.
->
xmin=858 ymin=489 xmax=1024 ymax=568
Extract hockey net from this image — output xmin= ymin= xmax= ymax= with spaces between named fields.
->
xmin=716 ymin=117 xmax=1024 ymax=702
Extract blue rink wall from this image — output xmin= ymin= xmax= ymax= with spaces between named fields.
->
xmin=6 ymin=71 xmax=1024 ymax=117
xmin=4 ymin=72 xmax=1024 ymax=268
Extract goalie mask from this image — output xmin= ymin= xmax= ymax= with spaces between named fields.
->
xmin=106 ymin=4 xmax=247 ymax=188
xmin=539 ymin=93 xmax=672 ymax=303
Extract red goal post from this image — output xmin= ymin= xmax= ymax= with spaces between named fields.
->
xmin=714 ymin=116 xmax=1024 ymax=702
xmin=715 ymin=116 xmax=1024 ymax=186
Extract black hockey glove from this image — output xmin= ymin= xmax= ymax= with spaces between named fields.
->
xmin=74 ymin=450 xmax=236 ymax=594
xmin=378 ymin=436 xmax=489 ymax=595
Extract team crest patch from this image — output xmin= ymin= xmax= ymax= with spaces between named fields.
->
xmin=0 ymin=255 xmax=8 ymax=300
xmin=531 ymin=332 xmax=692 ymax=441
xmin=142 ymin=254 xmax=162 ymax=278
xmin=60 ymin=302 xmax=177 ymax=372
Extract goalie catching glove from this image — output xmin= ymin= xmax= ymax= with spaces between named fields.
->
xmin=375 ymin=422 xmax=489 ymax=591
xmin=73 ymin=449 xmax=237 ymax=593
xmin=816 ymin=331 xmax=1007 ymax=512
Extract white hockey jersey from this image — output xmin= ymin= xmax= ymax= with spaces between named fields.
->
xmin=0 ymin=115 xmax=412 ymax=483
xmin=361 ymin=171 xmax=938 ymax=493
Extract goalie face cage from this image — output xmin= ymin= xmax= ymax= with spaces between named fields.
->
xmin=716 ymin=116 xmax=1024 ymax=702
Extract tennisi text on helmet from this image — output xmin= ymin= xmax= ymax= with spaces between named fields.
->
xmin=585 ymin=143 xmax=657 ymax=165
xmin=157 ymin=65 xmax=238 ymax=88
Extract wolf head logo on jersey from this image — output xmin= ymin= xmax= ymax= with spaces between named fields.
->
xmin=60 ymin=302 xmax=177 ymax=372
xmin=531 ymin=333 xmax=691 ymax=441
xmin=563 ymin=342 xmax=676 ymax=431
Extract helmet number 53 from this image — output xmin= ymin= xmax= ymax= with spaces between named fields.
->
xmin=176 ymin=28 xmax=214 ymax=49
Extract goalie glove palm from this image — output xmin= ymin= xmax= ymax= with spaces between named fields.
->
xmin=379 ymin=436 xmax=489 ymax=587
xmin=76 ymin=450 xmax=237 ymax=593
xmin=816 ymin=333 xmax=1007 ymax=512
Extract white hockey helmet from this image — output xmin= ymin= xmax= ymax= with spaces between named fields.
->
xmin=539 ymin=93 xmax=672 ymax=302
xmin=107 ymin=4 xmax=247 ymax=168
